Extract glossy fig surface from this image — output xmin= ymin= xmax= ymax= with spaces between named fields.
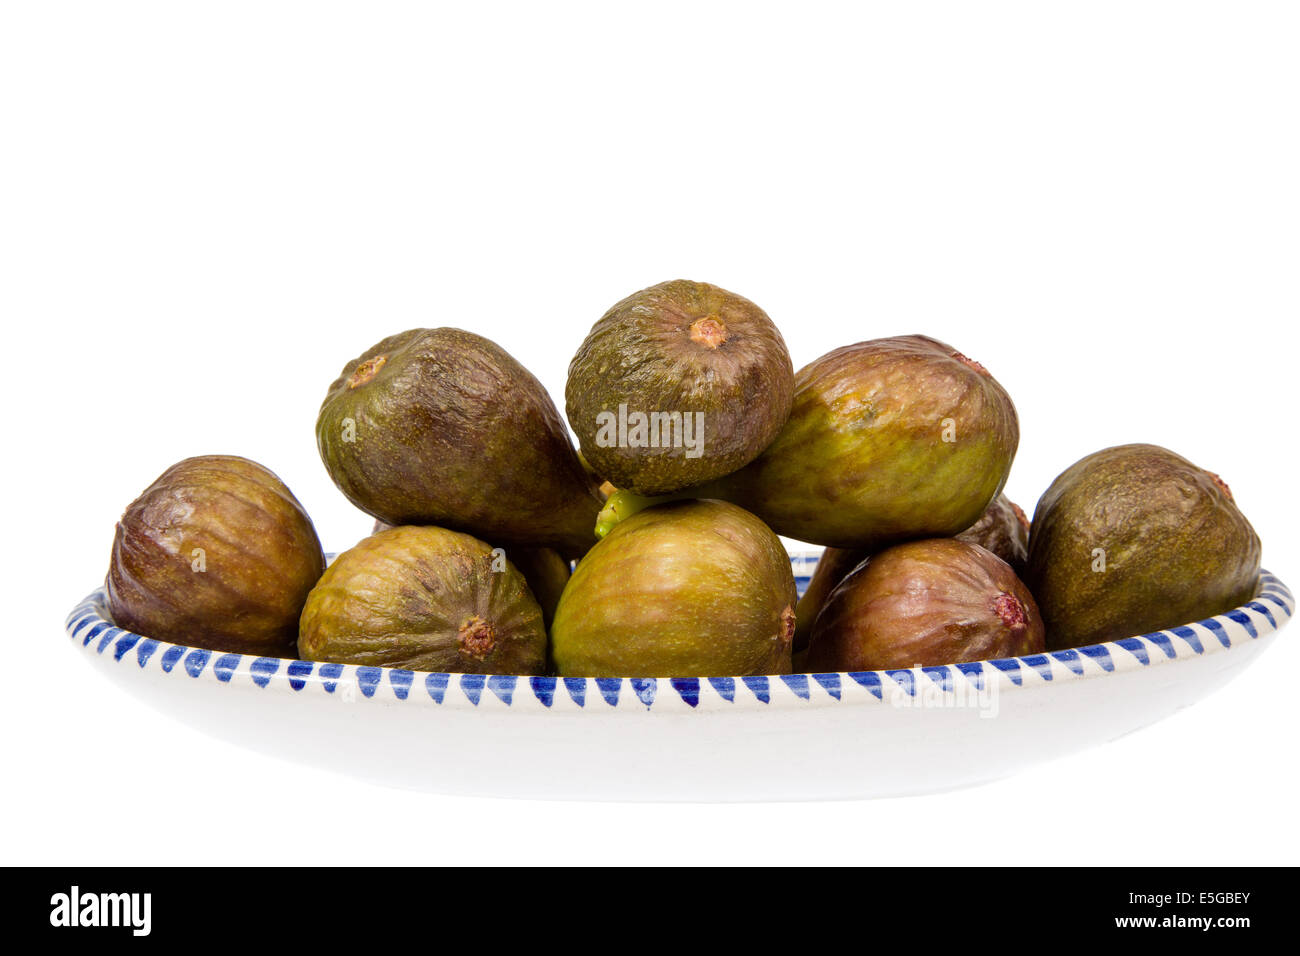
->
xmin=317 ymin=328 xmax=603 ymax=558
xmin=551 ymin=499 xmax=797 ymax=677
xmin=703 ymin=335 xmax=1019 ymax=549
xmin=107 ymin=455 xmax=325 ymax=655
xmin=299 ymin=525 xmax=547 ymax=674
xmin=806 ymin=538 xmax=1044 ymax=671
xmin=1025 ymin=444 xmax=1261 ymax=650
xmin=567 ymin=279 xmax=794 ymax=495
xmin=372 ymin=519 xmax=570 ymax=630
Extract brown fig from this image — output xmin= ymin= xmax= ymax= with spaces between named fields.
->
xmin=806 ymin=538 xmax=1044 ymax=671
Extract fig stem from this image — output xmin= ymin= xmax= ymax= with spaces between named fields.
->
xmin=594 ymin=489 xmax=677 ymax=538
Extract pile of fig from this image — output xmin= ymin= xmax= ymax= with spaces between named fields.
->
xmin=105 ymin=278 xmax=1263 ymax=678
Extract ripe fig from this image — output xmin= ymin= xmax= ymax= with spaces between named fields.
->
xmin=806 ymin=539 xmax=1044 ymax=671
xmin=566 ymin=280 xmax=794 ymax=495
xmin=107 ymin=455 xmax=325 ymax=655
xmin=956 ymin=493 xmax=1030 ymax=575
xmin=372 ymin=519 xmax=570 ymax=630
xmin=701 ymin=335 xmax=1019 ymax=549
xmin=1025 ymin=444 xmax=1261 ymax=650
xmin=299 ymin=525 xmax=547 ymax=674
xmin=551 ymin=500 xmax=797 ymax=677
xmin=317 ymin=328 xmax=604 ymax=558
xmin=792 ymin=494 xmax=1029 ymax=658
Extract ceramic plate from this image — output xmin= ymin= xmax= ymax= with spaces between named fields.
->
xmin=64 ymin=553 xmax=1292 ymax=801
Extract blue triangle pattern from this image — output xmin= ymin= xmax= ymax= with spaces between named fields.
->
xmin=742 ymin=675 xmax=770 ymax=703
xmin=812 ymin=673 xmax=841 ymax=700
xmin=1170 ymin=626 xmax=1204 ymax=654
xmin=160 ymin=645 xmax=185 ymax=673
xmin=389 ymin=669 xmax=414 ymax=700
xmin=596 ymin=678 xmax=621 ymax=706
xmin=886 ymin=669 xmax=916 ymax=697
xmin=1076 ymin=645 xmax=1114 ymax=671
xmin=1247 ymin=601 xmax=1277 ymax=629
xmin=112 ymin=633 xmax=139 ymax=662
xmin=708 ymin=677 xmax=735 ymax=702
xmin=1226 ymin=609 xmax=1258 ymax=639
xmin=355 ymin=667 xmax=381 ymax=698
xmin=250 ymin=657 xmax=279 ymax=688
xmin=286 ymin=659 xmax=312 ymax=691
xmin=460 ymin=673 xmax=486 ymax=705
xmin=564 ymin=677 xmax=586 ymax=707
xmin=1202 ymin=619 xmax=1232 ymax=649
xmin=184 ymin=649 xmax=210 ymax=678
xmin=629 ymin=678 xmax=656 ymax=707
xmin=97 ymin=627 xmax=118 ymax=653
xmin=849 ymin=671 xmax=883 ymax=699
xmin=670 ymin=678 xmax=700 ymax=707
xmin=530 ymin=676 xmax=556 ymax=707
xmin=213 ymin=654 xmax=241 ymax=683
xmin=1145 ymin=633 xmax=1176 ymax=659
xmin=1114 ymin=638 xmax=1150 ymax=665
xmin=318 ymin=662 xmax=344 ymax=693
xmin=487 ymin=675 xmax=516 ymax=705
xmin=83 ymin=621 xmax=108 ymax=648
xmin=1050 ymin=649 xmax=1085 ymax=676
xmin=424 ymin=671 xmax=448 ymax=703
xmin=955 ymin=662 xmax=985 ymax=690
xmin=989 ymin=658 xmax=1023 ymax=685
xmin=1020 ymin=655 xmax=1053 ymax=681
xmin=922 ymin=666 xmax=952 ymax=692
xmin=780 ymin=674 xmax=811 ymax=700
xmin=135 ymin=638 xmax=159 ymax=668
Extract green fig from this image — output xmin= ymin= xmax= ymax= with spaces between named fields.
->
xmin=551 ymin=499 xmax=797 ymax=677
xmin=566 ymin=279 xmax=794 ymax=495
xmin=317 ymin=328 xmax=604 ymax=558
xmin=699 ymin=335 xmax=1019 ymax=549
xmin=372 ymin=519 xmax=570 ymax=630
xmin=1025 ymin=444 xmax=1261 ymax=650
xmin=107 ymin=455 xmax=325 ymax=656
xmin=299 ymin=525 xmax=547 ymax=674
xmin=806 ymin=538 xmax=1044 ymax=671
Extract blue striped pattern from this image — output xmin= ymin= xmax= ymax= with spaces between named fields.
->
xmin=64 ymin=561 xmax=1293 ymax=710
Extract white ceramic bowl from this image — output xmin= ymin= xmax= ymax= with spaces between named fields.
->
xmin=65 ymin=553 xmax=1292 ymax=801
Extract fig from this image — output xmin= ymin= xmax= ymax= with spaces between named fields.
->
xmin=566 ymin=280 xmax=794 ymax=495
xmin=317 ymin=328 xmax=604 ymax=558
xmin=792 ymin=494 xmax=1029 ymax=657
xmin=551 ymin=500 xmax=797 ymax=677
xmin=299 ymin=525 xmax=547 ymax=673
xmin=107 ymin=455 xmax=325 ymax=655
xmin=1025 ymin=444 xmax=1261 ymax=650
xmin=700 ymin=335 xmax=1019 ymax=549
xmin=806 ymin=538 xmax=1045 ymax=671
xmin=372 ymin=519 xmax=570 ymax=630
xmin=793 ymin=546 xmax=867 ymax=655
xmin=956 ymin=493 xmax=1030 ymax=575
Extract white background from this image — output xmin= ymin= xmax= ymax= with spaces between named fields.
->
xmin=3 ymin=1 xmax=1297 ymax=865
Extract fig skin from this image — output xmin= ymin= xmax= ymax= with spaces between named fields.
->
xmin=551 ymin=499 xmax=797 ymax=678
xmin=317 ymin=328 xmax=604 ymax=559
xmin=566 ymin=279 xmax=795 ymax=495
xmin=792 ymin=493 xmax=1030 ymax=655
xmin=372 ymin=519 xmax=570 ymax=630
xmin=700 ymin=335 xmax=1019 ymax=549
xmin=299 ymin=526 xmax=547 ymax=674
xmin=107 ymin=455 xmax=325 ymax=656
xmin=806 ymin=539 xmax=1045 ymax=672
xmin=956 ymin=493 xmax=1030 ymax=575
xmin=1025 ymin=444 xmax=1261 ymax=651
